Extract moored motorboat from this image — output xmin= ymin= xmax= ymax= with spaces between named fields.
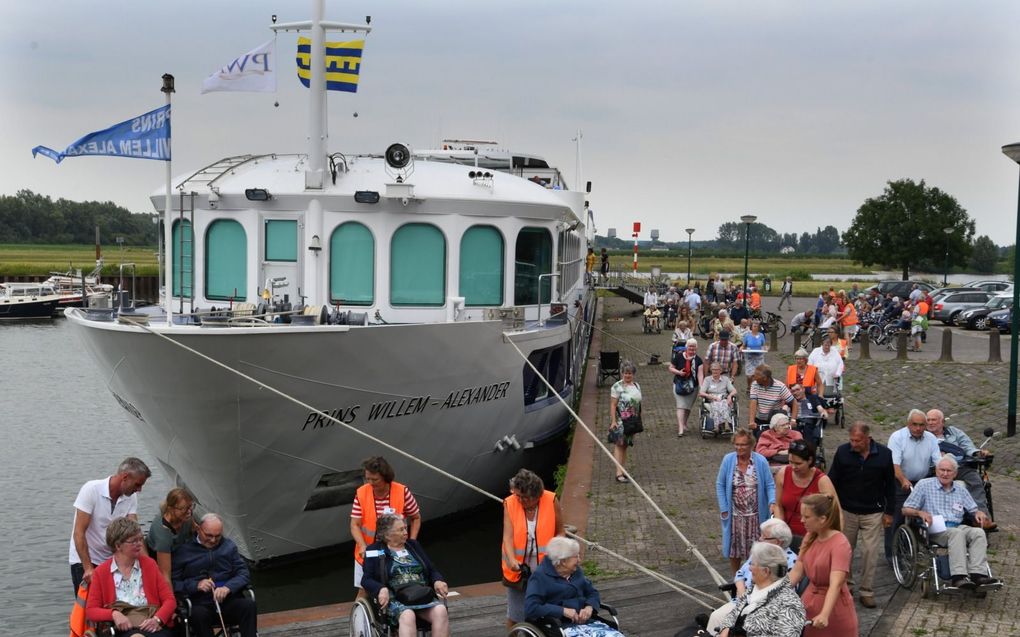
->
xmin=0 ymin=283 xmax=62 ymax=320
xmin=67 ymin=1 xmax=595 ymax=562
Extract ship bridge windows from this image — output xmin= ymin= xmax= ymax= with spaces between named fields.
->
xmin=171 ymin=219 xmax=193 ymax=297
xmin=265 ymin=219 xmax=298 ymax=262
xmin=330 ymin=222 xmax=375 ymax=305
xmin=522 ymin=342 xmax=569 ymax=405
xmin=459 ymin=225 xmax=504 ymax=306
xmin=391 ymin=223 xmax=446 ymax=306
xmin=514 ymin=227 xmax=552 ymax=305
xmin=205 ymin=219 xmax=247 ymax=301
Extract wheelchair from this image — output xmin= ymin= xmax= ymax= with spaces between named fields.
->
xmin=349 ymin=596 xmax=443 ymax=637
xmin=891 ymin=517 xmax=1003 ymax=599
xmin=700 ymin=396 xmax=738 ymax=439
xmin=793 ymin=413 xmax=826 ymax=471
xmin=507 ymin=603 xmax=620 ymax=637
xmin=642 ymin=308 xmax=663 ymax=334
xmin=596 ymin=351 xmax=621 ymax=387
xmin=175 ymin=587 xmax=258 ymax=637
xmin=820 ymin=380 xmax=844 ymax=428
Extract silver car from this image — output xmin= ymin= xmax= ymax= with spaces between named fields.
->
xmin=932 ymin=291 xmax=992 ymax=325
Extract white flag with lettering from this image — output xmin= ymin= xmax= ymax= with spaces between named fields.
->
xmin=202 ymin=40 xmax=276 ymax=93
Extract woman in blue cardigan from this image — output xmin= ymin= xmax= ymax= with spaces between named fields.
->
xmin=524 ymin=537 xmax=622 ymax=636
xmin=716 ymin=428 xmax=778 ymax=574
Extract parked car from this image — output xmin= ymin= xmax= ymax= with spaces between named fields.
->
xmin=864 ymin=280 xmax=935 ymax=300
xmin=958 ymin=293 xmax=1014 ymax=329
xmin=990 ymin=308 xmax=1012 ymax=333
xmin=930 ymin=287 xmax=982 ymax=307
xmin=963 ymin=279 xmax=1013 ymax=293
xmin=932 ymin=290 xmax=992 ymax=325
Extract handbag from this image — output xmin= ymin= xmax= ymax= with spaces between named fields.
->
xmin=107 ymin=601 xmax=158 ymax=627
xmin=622 ymin=414 xmax=643 ymax=435
xmin=393 ymin=582 xmax=436 ymax=605
xmin=675 ymin=375 xmax=696 ymax=396
xmin=501 ymin=562 xmax=532 ymax=591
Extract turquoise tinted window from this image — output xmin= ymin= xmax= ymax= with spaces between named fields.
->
xmin=514 ymin=227 xmax=552 ymax=305
xmin=205 ymin=220 xmax=247 ymax=300
xmin=459 ymin=226 xmax=503 ymax=306
xmin=329 ymin=222 xmax=374 ymax=305
xmin=391 ymin=224 xmax=445 ymax=306
xmin=171 ymin=219 xmax=193 ymax=297
xmin=265 ymin=219 xmax=298 ymax=262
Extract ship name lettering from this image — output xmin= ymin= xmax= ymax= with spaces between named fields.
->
xmin=440 ymin=381 xmax=510 ymax=410
xmin=367 ymin=396 xmax=431 ymax=421
xmin=302 ymin=405 xmax=360 ymax=430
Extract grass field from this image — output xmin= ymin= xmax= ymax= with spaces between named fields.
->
xmin=0 ymin=244 xmax=160 ymax=276
xmin=606 ymin=255 xmax=872 ymax=277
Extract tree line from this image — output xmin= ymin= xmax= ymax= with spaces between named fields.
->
xmin=0 ymin=190 xmax=157 ymax=245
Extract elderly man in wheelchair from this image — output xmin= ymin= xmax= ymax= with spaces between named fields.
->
xmin=897 ymin=455 xmax=1001 ymax=594
xmin=508 ymin=536 xmax=621 ymax=637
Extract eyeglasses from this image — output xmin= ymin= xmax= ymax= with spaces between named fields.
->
xmin=759 ymin=535 xmax=779 ymax=542
xmin=123 ymin=536 xmax=144 ymax=545
xmin=789 ymin=440 xmax=808 ymax=453
xmin=174 ymin=503 xmax=195 ymax=512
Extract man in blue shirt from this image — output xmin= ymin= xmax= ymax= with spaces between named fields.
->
xmin=172 ymin=513 xmax=256 ymax=637
xmin=903 ymin=456 xmax=996 ymax=589
xmin=884 ymin=409 xmax=941 ymax=560
xmin=925 ymin=409 xmax=994 ymax=527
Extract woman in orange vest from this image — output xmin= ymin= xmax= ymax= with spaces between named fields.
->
xmin=501 ymin=468 xmax=564 ymax=628
xmin=350 ymin=456 xmax=421 ymax=599
xmin=786 ymin=349 xmax=823 ymax=396
xmin=827 ymin=327 xmax=850 ymax=360
xmin=839 ymin=300 xmax=859 ymax=344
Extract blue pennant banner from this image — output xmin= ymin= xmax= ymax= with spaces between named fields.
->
xmin=32 ymin=105 xmax=171 ymax=164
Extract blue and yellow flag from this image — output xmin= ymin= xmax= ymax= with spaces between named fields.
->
xmin=296 ymin=37 xmax=363 ymax=92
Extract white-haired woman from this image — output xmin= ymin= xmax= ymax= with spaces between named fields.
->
xmin=524 ymin=537 xmax=622 ymax=637
xmin=700 ymin=361 xmax=737 ymax=434
xmin=755 ymin=413 xmax=804 ymax=473
xmin=717 ymin=542 xmax=806 ymax=637
xmin=669 ymin=338 xmax=704 ymax=437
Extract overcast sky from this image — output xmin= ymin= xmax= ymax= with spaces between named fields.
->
xmin=4 ymin=0 xmax=1020 ymax=244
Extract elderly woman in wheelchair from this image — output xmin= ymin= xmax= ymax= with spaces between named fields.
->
xmin=509 ymin=537 xmax=621 ymax=637
xmin=895 ymin=455 xmax=1001 ymax=597
xmin=355 ymin=514 xmax=450 ymax=637
xmin=714 ymin=542 xmax=806 ymax=637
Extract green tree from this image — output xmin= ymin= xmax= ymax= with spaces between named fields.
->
xmin=970 ymin=235 xmax=999 ymax=273
xmin=842 ymin=179 xmax=975 ymax=280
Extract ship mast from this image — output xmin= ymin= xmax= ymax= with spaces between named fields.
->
xmin=271 ymin=0 xmax=372 ymax=189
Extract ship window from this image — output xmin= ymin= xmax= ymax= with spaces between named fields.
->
xmin=329 ymin=222 xmax=374 ymax=305
xmin=303 ymin=468 xmax=363 ymax=511
xmin=205 ymin=220 xmax=247 ymax=301
xmin=265 ymin=219 xmax=298 ymax=262
xmin=459 ymin=225 xmax=504 ymax=306
xmin=171 ymin=219 xmax=193 ymax=297
xmin=514 ymin=227 xmax=552 ymax=305
xmin=521 ymin=342 xmax=570 ymax=405
xmin=391 ymin=223 xmax=446 ymax=306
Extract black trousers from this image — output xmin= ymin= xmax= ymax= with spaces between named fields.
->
xmin=71 ymin=563 xmax=85 ymax=595
xmin=189 ymin=594 xmax=257 ymax=637
xmin=884 ymin=482 xmax=913 ymax=560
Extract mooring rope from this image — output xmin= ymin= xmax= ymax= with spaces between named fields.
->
xmin=123 ymin=317 xmax=727 ymax=607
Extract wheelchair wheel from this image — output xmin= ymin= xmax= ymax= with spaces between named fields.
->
xmin=836 ymin=404 xmax=845 ymax=428
xmin=350 ymin=598 xmax=381 ymax=637
xmin=892 ymin=524 xmax=919 ymax=589
xmin=507 ymin=622 xmax=554 ymax=637
xmin=773 ymin=319 xmax=787 ymax=338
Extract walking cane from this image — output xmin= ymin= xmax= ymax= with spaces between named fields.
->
xmin=213 ymin=595 xmax=230 ymax=636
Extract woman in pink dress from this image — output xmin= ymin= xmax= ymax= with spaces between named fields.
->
xmin=788 ymin=494 xmax=858 ymax=637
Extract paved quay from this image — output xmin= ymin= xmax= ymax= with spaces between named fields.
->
xmin=258 ymin=292 xmax=1019 ymax=636
xmin=582 ymin=293 xmax=1020 ymax=637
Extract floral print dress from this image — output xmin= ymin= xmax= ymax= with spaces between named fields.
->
xmin=609 ymin=381 xmax=642 ymax=446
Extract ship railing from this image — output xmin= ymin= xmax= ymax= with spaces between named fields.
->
xmin=537 ymin=273 xmax=561 ymax=326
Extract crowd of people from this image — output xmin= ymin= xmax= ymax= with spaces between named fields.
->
xmin=606 ymin=279 xmax=1001 ymax=636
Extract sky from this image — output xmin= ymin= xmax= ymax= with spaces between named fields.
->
xmin=4 ymin=0 xmax=1020 ymax=245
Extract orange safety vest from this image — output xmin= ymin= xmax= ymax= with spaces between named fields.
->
xmin=840 ymin=304 xmax=858 ymax=327
xmin=786 ymin=364 xmax=818 ymax=392
xmin=353 ymin=481 xmax=408 ymax=564
xmin=750 ymin=292 xmax=761 ymax=310
xmin=69 ymin=582 xmax=88 ymax=637
xmin=501 ymin=490 xmax=556 ymax=584
xmin=835 ymin=338 xmax=848 ymax=359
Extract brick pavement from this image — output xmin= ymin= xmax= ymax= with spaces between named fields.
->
xmin=583 ymin=294 xmax=1020 ymax=636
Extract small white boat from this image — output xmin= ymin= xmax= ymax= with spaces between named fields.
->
xmin=0 ymin=283 xmax=62 ymax=320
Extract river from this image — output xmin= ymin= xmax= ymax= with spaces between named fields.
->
xmin=1 ymin=320 xmax=552 ymax=630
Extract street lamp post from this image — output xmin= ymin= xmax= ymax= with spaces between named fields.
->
xmin=685 ymin=227 xmax=695 ymax=287
xmin=942 ymin=227 xmax=953 ymax=287
xmin=740 ymin=215 xmax=757 ymax=300
xmin=1000 ymin=142 xmax=1020 ymax=438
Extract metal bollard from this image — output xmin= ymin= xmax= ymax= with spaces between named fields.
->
xmin=858 ymin=333 xmax=870 ymax=360
xmin=896 ymin=332 xmax=909 ymax=360
xmin=769 ymin=326 xmax=778 ymax=351
xmin=793 ymin=332 xmax=802 ymax=353
xmin=812 ymin=330 xmax=822 ymax=349
xmin=939 ymin=328 xmax=953 ymax=362
xmin=989 ymin=328 xmax=1002 ymax=363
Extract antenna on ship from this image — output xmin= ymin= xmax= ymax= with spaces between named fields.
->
xmin=270 ymin=0 xmax=372 ymax=190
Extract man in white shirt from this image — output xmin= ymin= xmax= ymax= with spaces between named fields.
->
xmin=807 ymin=336 xmax=844 ymax=395
xmin=884 ymin=409 xmax=940 ymax=561
xmin=68 ymin=457 xmax=151 ymax=592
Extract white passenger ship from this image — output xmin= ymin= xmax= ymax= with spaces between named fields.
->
xmin=67 ymin=2 xmax=594 ymax=561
